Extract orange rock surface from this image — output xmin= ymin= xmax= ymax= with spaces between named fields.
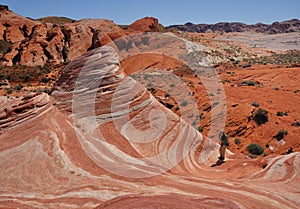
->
xmin=127 ymin=17 xmax=160 ymax=33
xmin=0 ymin=6 xmax=299 ymax=209
xmin=1 ymin=41 xmax=299 ymax=208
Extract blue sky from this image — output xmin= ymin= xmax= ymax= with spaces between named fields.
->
xmin=1 ymin=0 xmax=300 ymax=26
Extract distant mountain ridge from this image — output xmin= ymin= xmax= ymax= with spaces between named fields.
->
xmin=166 ymin=19 xmax=300 ymax=34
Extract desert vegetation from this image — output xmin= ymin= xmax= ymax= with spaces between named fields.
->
xmin=253 ymin=108 xmax=269 ymax=125
xmin=238 ymin=50 xmax=300 ymax=66
xmin=0 ymin=40 xmax=13 ymax=54
xmin=37 ymin=16 xmax=74 ymax=24
xmin=246 ymin=143 xmax=264 ymax=156
xmin=0 ymin=62 xmax=65 ymax=96
xmin=274 ymin=129 xmax=288 ymax=141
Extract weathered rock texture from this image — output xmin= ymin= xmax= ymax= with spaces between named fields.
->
xmin=0 ymin=6 xmax=127 ymax=66
xmin=127 ymin=17 xmax=160 ymax=33
xmin=0 ymin=46 xmax=299 ymax=209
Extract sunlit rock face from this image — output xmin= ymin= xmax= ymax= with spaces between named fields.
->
xmin=0 ymin=7 xmax=127 ymax=66
xmin=0 ymin=44 xmax=299 ymax=209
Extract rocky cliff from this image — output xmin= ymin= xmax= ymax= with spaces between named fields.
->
xmin=0 ymin=6 xmax=160 ymax=67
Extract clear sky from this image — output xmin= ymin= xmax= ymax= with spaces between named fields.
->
xmin=1 ymin=0 xmax=300 ymax=26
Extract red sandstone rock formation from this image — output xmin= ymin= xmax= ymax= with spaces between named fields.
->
xmin=128 ymin=17 xmax=160 ymax=33
xmin=0 ymin=8 xmax=127 ymax=66
xmin=0 ymin=43 xmax=299 ymax=209
xmin=0 ymin=5 xmax=300 ymax=209
xmin=0 ymin=8 xmax=163 ymax=67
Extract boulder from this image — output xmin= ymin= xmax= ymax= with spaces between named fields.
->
xmin=128 ymin=17 xmax=160 ymax=33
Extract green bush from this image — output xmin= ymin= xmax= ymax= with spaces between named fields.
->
xmin=246 ymin=143 xmax=264 ymax=155
xmin=291 ymin=121 xmax=300 ymax=127
xmin=14 ymin=84 xmax=23 ymax=91
xmin=23 ymin=75 xmax=31 ymax=82
xmin=197 ymin=126 xmax=203 ymax=132
xmin=276 ymin=111 xmax=288 ymax=116
xmin=240 ymin=80 xmax=257 ymax=86
xmin=235 ymin=138 xmax=241 ymax=145
xmin=0 ymin=40 xmax=13 ymax=54
xmin=41 ymin=77 xmax=51 ymax=83
xmin=251 ymin=101 xmax=260 ymax=107
xmin=274 ymin=129 xmax=288 ymax=141
xmin=253 ymin=108 xmax=268 ymax=125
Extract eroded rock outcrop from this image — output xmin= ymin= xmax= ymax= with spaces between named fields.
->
xmin=0 ymin=7 xmax=127 ymax=66
xmin=127 ymin=17 xmax=160 ymax=33
xmin=0 ymin=44 xmax=299 ymax=208
xmin=0 ymin=92 xmax=50 ymax=130
xmin=0 ymin=8 xmax=166 ymax=67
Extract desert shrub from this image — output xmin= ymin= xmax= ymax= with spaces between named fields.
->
xmin=23 ymin=75 xmax=31 ymax=82
xmin=235 ymin=138 xmax=241 ymax=145
xmin=242 ymin=64 xmax=252 ymax=68
xmin=41 ymin=77 xmax=50 ymax=83
xmin=39 ymin=63 xmax=51 ymax=74
xmin=246 ymin=143 xmax=264 ymax=155
xmin=253 ymin=108 xmax=268 ymax=125
xmin=274 ymin=129 xmax=288 ymax=141
xmin=165 ymin=103 xmax=174 ymax=109
xmin=240 ymin=80 xmax=257 ymax=86
xmin=14 ymin=84 xmax=23 ymax=91
xmin=6 ymin=74 xmax=11 ymax=81
xmin=143 ymin=74 xmax=151 ymax=80
xmin=291 ymin=121 xmax=300 ymax=127
xmin=34 ymin=87 xmax=52 ymax=94
xmin=242 ymin=50 xmax=300 ymax=65
xmin=6 ymin=88 xmax=13 ymax=94
xmin=251 ymin=101 xmax=260 ymax=107
xmin=276 ymin=111 xmax=288 ymax=116
xmin=197 ymin=126 xmax=203 ymax=132
xmin=0 ymin=40 xmax=13 ymax=54
xmin=149 ymin=88 xmax=156 ymax=94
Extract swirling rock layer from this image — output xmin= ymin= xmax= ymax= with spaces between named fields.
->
xmin=0 ymin=46 xmax=299 ymax=209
